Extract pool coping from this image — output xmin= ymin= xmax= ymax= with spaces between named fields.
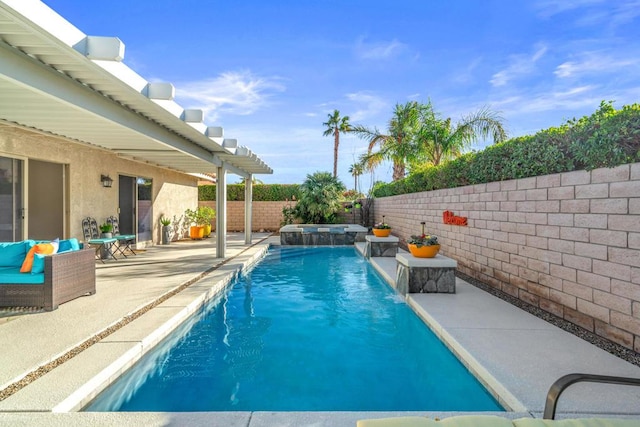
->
xmin=355 ymin=242 xmax=640 ymax=419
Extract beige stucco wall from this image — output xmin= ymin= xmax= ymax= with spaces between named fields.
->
xmin=0 ymin=124 xmax=198 ymax=244
xmin=373 ymin=163 xmax=640 ymax=352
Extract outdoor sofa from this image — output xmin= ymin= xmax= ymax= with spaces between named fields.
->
xmin=0 ymin=239 xmax=96 ymax=311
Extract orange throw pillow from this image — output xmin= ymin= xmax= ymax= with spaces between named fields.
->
xmin=20 ymin=243 xmax=55 ymax=273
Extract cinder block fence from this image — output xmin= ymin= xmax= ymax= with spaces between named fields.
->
xmin=373 ymin=163 xmax=640 ymax=352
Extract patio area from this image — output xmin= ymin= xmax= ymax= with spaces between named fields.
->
xmin=0 ymin=236 xmax=638 ymax=426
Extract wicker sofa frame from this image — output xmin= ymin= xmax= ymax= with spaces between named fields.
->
xmin=0 ymin=247 xmax=96 ymax=311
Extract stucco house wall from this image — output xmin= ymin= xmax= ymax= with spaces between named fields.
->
xmin=1 ymin=124 xmax=198 ymax=245
xmin=373 ymin=163 xmax=640 ymax=352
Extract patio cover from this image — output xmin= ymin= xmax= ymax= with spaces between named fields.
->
xmin=0 ymin=0 xmax=272 ymax=255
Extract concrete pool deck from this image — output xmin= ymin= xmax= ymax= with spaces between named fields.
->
xmin=0 ymin=235 xmax=638 ymax=426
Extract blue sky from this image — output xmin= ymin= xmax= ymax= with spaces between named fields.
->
xmin=43 ymin=0 xmax=640 ymax=187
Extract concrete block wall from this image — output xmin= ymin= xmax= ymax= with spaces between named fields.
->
xmin=373 ymin=163 xmax=640 ymax=352
xmin=201 ymin=201 xmax=295 ymax=232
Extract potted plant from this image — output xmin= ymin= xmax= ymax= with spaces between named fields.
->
xmin=185 ymin=208 xmax=204 ymax=240
xmin=160 ymin=216 xmax=172 ymax=245
xmin=99 ymin=223 xmax=113 ymax=238
xmin=372 ymin=215 xmax=391 ymax=237
xmin=354 ymin=200 xmax=362 ymax=209
xmin=197 ymin=206 xmax=215 ymax=237
xmin=407 ymin=222 xmax=440 ymax=258
xmin=345 ymin=204 xmax=353 ymax=213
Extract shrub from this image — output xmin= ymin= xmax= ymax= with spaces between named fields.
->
xmin=199 ymin=184 xmax=301 ymax=201
xmin=373 ymin=101 xmax=640 ymax=197
xmin=294 ymin=172 xmax=346 ymax=224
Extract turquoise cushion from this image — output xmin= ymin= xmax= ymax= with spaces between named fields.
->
xmin=0 ymin=240 xmax=35 ymax=267
xmin=31 ymin=253 xmax=46 ymax=274
xmin=58 ymin=238 xmax=80 ymax=252
xmin=115 ymin=234 xmax=136 ymax=240
xmin=0 ymin=270 xmax=44 ymax=284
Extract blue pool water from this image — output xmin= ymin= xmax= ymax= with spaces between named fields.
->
xmin=86 ymin=246 xmax=502 ymax=412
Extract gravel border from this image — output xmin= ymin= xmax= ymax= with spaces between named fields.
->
xmin=457 ymin=271 xmax=640 ymax=368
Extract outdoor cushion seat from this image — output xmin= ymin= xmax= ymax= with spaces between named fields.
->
xmin=0 ymin=239 xmax=95 ymax=310
xmin=0 ymin=269 xmax=44 ymax=284
xmin=358 ymin=415 xmax=513 ymax=427
xmin=357 ymin=417 xmax=640 ymax=427
xmin=359 ymin=374 xmax=640 ymax=427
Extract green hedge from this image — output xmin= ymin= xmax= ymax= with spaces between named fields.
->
xmin=199 ymin=184 xmax=301 ymax=201
xmin=373 ymin=102 xmax=640 ymax=197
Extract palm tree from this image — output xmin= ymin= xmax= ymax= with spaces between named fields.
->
xmin=351 ymin=101 xmax=422 ymax=181
xmin=322 ymin=110 xmax=351 ymax=178
xmin=294 ymin=171 xmax=346 ymax=224
xmin=353 ymin=101 xmax=508 ymax=180
xmin=414 ymin=105 xmax=507 ymax=167
xmin=348 ymin=162 xmax=364 ymax=193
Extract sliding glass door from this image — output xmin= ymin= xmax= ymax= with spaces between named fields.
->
xmin=0 ymin=156 xmax=24 ymax=241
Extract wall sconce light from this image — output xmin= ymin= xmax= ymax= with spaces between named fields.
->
xmin=101 ymin=174 xmax=113 ymax=188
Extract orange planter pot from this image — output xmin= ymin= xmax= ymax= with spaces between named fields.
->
xmin=408 ymin=244 xmax=441 ymax=258
xmin=190 ymin=225 xmax=204 ymax=240
xmin=372 ymin=228 xmax=391 ymax=237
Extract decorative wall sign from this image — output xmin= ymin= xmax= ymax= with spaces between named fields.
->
xmin=443 ymin=210 xmax=468 ymax=226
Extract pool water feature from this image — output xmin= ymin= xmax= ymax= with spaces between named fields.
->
xmin=85 ymin=246 xmax=502 ymax=412
xmin=280 ymin=223 xmax=368 ymax=245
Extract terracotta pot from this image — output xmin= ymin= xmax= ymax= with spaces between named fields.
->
xmin=372 ymin=228 xmax=391 ymax=237
xmin=190 ymin=225 xmax=204 ymax=240
xmin=408 ymin=244 xmax=441 ymax=258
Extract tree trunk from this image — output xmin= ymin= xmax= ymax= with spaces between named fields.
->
xmin=333 ymin=129 xmax=339 ymax=178
xmin=392 ymin=161 xmax=405 ymax=181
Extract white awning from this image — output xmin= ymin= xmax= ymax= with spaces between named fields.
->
xmin=0 ymin=0 xmax=272 ymax=177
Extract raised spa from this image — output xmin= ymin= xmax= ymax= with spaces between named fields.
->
xmin=279 ymin=224 xmax=368 ymax=245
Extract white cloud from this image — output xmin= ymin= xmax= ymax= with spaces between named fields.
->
xmin=491 ymin=85 xmax=600 ymax=115
xmin=175 ymin=70 xmax=285 ymax=122
xmin=344 ymin=92 xmax=388 ymax=122
xmin=535 ymin=0 xmax=640 ymax=30
xmin=555 ymin=51 xmax=639 ymax=78
xmin=535 ymin=0 xmax=605 ymax=18
xmin=490 ymin=44 xmax=548 ymax=87
xmin=355 ymin=37 xmax=408 ymax=60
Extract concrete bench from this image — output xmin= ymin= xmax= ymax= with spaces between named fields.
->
xmin=364 ymin=235 xmax=399 ymax=258
xmin=395 ymin=252 xmax=457 ymax=295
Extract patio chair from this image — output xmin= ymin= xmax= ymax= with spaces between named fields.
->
xmin=82 ymin=217 xmax=117 ymax=263
xmin=544 ymin=373 xmax=640 ymax=419
xmin=107 ymin=215 xmax=137 ymax=257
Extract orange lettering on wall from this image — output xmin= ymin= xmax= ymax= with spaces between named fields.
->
xmin=443 ymin=210 xmax=467 ymax=226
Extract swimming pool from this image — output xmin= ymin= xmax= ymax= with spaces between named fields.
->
xmin=85 ymin=246 xmax=502 ymax=412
